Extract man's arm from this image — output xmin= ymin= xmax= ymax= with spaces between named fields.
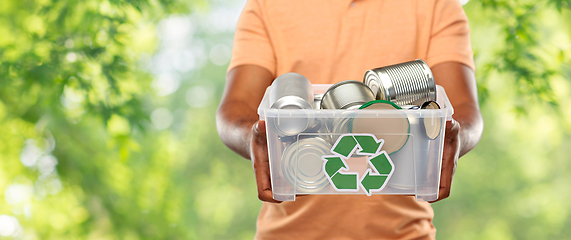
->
xmin=430 ymin=62 xmax=484 ymax=202
xmin=216 ymin=65 xmax=280 ymax=203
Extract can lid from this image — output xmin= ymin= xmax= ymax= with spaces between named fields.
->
xmin=281 ymin=137 xmax=331 ymax=192
xmin=352 ymin=101 xmax=410 ymax=154
xmin=421 ymin=101 xmax=442 ymax=139
xmin=271 ymin=95 xmax=313 ymax=110
xmin=421 ymin=101 xmax=440 ymax=110
xmin=321 ymin=80 xmax=374 ymax=109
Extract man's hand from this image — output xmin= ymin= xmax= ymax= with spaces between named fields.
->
xmin=429 ymin=62 xmax=484 ymax=203
xmin=216 ymin=65 xmax=278 ymax=202
xmin=429 ymin=119 xmax=461 ymax=203
xmin=250 ymin=120 xmax=281 ymax=203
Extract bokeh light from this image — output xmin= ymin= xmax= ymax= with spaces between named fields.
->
xmin=0 ymin=215 xmax=22 ymax=237
xmin=151 ymin=108 xmax=174 ymax=130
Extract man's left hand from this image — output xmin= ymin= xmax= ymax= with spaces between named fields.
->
xmin=430 ymin=119 xmax=462 ymax=203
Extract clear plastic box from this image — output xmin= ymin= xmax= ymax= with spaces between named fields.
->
xmin=258 ymin=84 xmax=454 ymax=201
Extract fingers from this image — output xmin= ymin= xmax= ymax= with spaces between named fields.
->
xmin=435 ymin=157 xmax=454 ymax=202
xmin=445 ymin=118 xmax=459 ymax=133
xmin=255 ymin=120 xmax=266 ymax=134
xmin=430 ymin=119 xmax=461 ymax=203
xmin=251 ymin=120 xmax=281 ymax=203
xmin=253 ymin=158 xmax=280 ymax=203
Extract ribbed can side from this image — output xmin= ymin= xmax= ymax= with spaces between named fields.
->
xmin=364 ymin=59 xmax=436 ymax=106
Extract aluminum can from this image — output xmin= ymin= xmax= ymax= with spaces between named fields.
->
xmin=363 ymin=59 xmax=436 ymax=106
xmin=387 ymin=117 xmax=429 ymax=190
xmin=268 ymin=73 xmax=314 ymax=136
xmin=400 ymin=105 xmax=421 ymax=110
xmin=278 ymin=119 xmax=324 ymax=143
xmin=321 ymin=80 xmax=376 ymax=110
xmin=270 ymin=73 xmax=314 ymax=109
xmin=352 ymin=100 xmax=410 ymax=155
xmin=281 ymin=137 xmax=332 ymax=192
xmin=313 ymin=93 xmax=324 ymax=110
xmin=421 ymin=101 xmax=442 ymax=140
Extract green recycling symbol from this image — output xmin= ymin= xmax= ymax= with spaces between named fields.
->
xmin=322 ymin=134 xmax=395 ymax=196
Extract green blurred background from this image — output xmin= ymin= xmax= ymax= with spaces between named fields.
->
xmin=1 ymin=0 xmax=570 ymax=239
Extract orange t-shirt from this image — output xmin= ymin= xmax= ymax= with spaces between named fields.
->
xmin=228 ymin=0 xmax=474 ymax=239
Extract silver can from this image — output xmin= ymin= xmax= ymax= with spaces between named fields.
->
xmin=421 ymin=101 xmax=442 ymax=140
xmin=313 ymin=93 xmax=324 ymax=110
xmin=363 ymin=59 xmax=436 ymax=106
xmin=268 ymin=73 xmax=314 ymax=136
xmin=352 ymin=100 xmax=410 ymax=155
xmin=387 ymin=117 xmax=430 ymax=190
xmin=281 ymin=137 xmax=332 ymax=192
xmin=401 ymin=105 xmax=421 ymax=110
xmin=321 ymin=80 xmax=376 ymax=110
xmin=270 ymin=72 xmax=314 ymax=109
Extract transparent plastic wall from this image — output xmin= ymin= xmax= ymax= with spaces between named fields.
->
xmin=258 ymin=85 xmax=453 ymax=201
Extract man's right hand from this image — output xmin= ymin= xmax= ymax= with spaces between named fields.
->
xmin=216 ymin=65 xmax=278 ymax=202
xmin=250 ymin=120 xmax=281 ymax=203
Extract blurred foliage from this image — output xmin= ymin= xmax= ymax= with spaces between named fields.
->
xmin=0 ymin=0 xmax=570 ymax=239
xmin=432 ymin=1 xmax=571 ymax=240
xmin=0 ymin=0 xmax=257 ymax=239
xmin=475 ymin=0 xmax=569 ymax=109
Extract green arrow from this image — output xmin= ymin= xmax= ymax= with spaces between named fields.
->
xmin=369 ymin=152 xmax=392 ymax=174
xmin=324 ymin=156 xmax=346 ymax=177
xmin=331 ymin=173 xmax=358 ymax=190
xmin=361 ymin=171 xmax=388 ymax=195
xmin=332 ymin=135 xmax=358 ymax=158
xmin=353 ymin=135 xmax=383 ymax=155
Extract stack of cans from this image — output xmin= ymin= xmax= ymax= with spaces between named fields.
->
xmin=268 ymin=59 xmax=442 ymax=192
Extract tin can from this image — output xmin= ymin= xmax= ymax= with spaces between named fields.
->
xmin=352 ymin=100 xmax=410 ymax=155
xmin=313 ymin=93 xmax=324 ymax=109
xmin=268 ymin=73 xmax=314 ymax=136
xmin=270 ymin=73 xmax=314 ymax=109
xmin=326 ymin=116 xmax=354 ymax=145
xmin=281 ymin=137 xmax=332 ymax=192
xmin=401 ymin=105 xmax=421 ymax=110
xmin=278 ymin=119 xmax=324 ymax=143
xmin=363 ymin=59 xmax=436 ymax=106
xmin=387 ymin=117 xmax=430 ymax=190
xmin=321 ymin=80 xmax=376 ymax=110
xmin=421 ymin=101 xmax=442 ymax=140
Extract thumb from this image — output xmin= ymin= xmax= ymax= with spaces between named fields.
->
xmin=446 ymin=118 xmax=458 ymax=131
xmin=254 ymin=120 xmax=266 ymax=134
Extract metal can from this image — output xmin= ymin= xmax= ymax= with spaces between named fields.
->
xmin=363 ymin=59 xmax=436 ymax=106
xmin=281 ymin=137 xmax=332 ymax=192
xmin=352 ymin=100 xmax=410 ymax=155
xmin=313 ymin=93 xmax=324 ymax=110
xmin=270 ymin=73 xmax=314 ymax=109
xmin=387 ymin=116 xmax=429 ymax=190
xmin=278 ymin=119 xmax=324 ymax=143
xmin=421 ymin=101 xmax=442 ymax=140
xmin=321 ymin=80 xmax=376 ymax=110
xmin=400 ymin=105 xmax=421 ymax=110
xmin=268 ymin=73 xmax=314 ymax=136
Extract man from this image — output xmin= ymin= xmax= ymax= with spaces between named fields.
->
xmin=217 ymin=0 xmax=483 ymax=239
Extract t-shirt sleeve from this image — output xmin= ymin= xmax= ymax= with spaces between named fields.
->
xmin=227 ymin=0 xmax=276 ymax=75
xmin=425 ymin=0 xmax=475 ymax=71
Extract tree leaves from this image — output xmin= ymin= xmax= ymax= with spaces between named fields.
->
xmin=476 ymin=1 xmax=566 ymax=111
